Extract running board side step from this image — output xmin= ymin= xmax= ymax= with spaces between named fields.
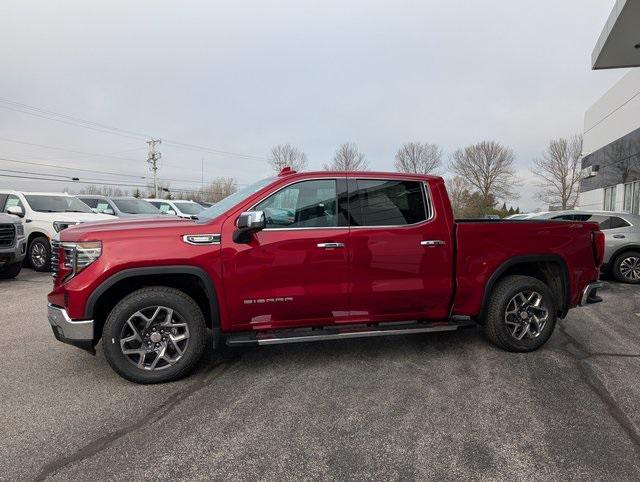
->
xmin=225 ymin=319 xmax=476 ymax=347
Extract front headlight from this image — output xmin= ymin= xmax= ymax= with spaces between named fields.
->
xmin=53 ymin=221 xmax=81 ymax=233
xmin=15 ymin=224 xmax=24 ymax=237
xmin=60 ymin=241 xmax=102 ymax=277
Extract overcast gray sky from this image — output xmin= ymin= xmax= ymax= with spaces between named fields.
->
xmin=0 ymin=0 xmax=628 ymax=210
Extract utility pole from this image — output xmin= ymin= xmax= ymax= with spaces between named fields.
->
xmin=146 ymin=139 xmax=162 ymax=198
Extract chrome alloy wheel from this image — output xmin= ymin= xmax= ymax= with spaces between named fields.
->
xmin=504 ymin=291 xmax=549 ymax=341
xmin=619 ymin=256 xmax=640 ymax=281
xmin=120 ymin=306 xmax=190 ymax=371
xmin=31 ymin=242 xmax=47 ymax=268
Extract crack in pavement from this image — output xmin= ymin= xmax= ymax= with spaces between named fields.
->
xmin=557 ymin=319 xmax=640 ymax=453
xmin=33 ymin=353 xmax=242 ymax=481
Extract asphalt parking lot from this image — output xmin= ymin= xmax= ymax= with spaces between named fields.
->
xmin=1 ymin=271 xmax=639 ymax=480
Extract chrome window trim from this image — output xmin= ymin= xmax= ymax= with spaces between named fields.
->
xmin=245 ymin=176 xmax=435 ymax=231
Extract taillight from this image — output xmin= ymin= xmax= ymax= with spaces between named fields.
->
xmin=592 ymin=230 xmax=605 ymax=267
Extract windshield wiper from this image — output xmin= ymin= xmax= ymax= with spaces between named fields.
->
xmin=65 ymin=210 xmax=89 ymax=213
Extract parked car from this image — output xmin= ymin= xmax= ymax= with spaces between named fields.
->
xmin=0 ymin=191 xmax=114 ymax=271
xmin=78 ymin=195 xmax=162 ymax=218
xmin=145 ymin=199 xmax=204 ymax=219
xmin=0 ymin=213 xmax=26 ymax=279
xmin=48 ymin=170 xmax=603 ymax=383
xmin=527 ymin=210 xmax=640 ymax=283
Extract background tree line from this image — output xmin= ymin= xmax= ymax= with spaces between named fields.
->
xmin=267 ymin=135 xmax=583 ymax=218
xmin=75 ymin=134 xmax=583 ymax=216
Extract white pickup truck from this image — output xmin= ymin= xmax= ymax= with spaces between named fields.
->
xmin=0 ymin=191 xmax=114 ymax=271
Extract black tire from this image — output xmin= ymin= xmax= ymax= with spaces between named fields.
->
xmin=0 ymin=262 xmax=22 ymax=279
xmin=103 ymin=286 xmax=207 ymax=384
xmin=611 ymin=250 xmax=640 ymax=284
xmin=483 ymin=275 xmax=557 ymax=352
xmin=28 ymin=236 xmax=51 ymax=272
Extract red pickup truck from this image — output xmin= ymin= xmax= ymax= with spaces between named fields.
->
xmin=48 ymin=169 xmax=604 ymax=383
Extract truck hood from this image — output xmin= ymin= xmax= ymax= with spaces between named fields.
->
xmin=43 ymin=212 xmax=115 ymax=223
xmin=59 ymin=216 xmax=207 ymax=240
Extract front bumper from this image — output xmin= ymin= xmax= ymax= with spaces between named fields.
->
xmin=0 ymin=237 xmax=27 ymax=266
xmin=579 ymin=281 xmax=603 ymax=306
xmin=47 ymin=304 xmax=96 ymax=354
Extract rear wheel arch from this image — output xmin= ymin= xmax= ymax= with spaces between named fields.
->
xmin=86 ymin=266 xmax=220 ymax=342
xmin=477 ymin=255 xmax=569 ymax=322
xmin=607 ymin=245 xmax=640 ymax=267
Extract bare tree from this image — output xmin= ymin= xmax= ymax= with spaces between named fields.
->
xmin=203 ymin=177 xmax=237 ymax=202
xmin=78 ymin=185 xmax=128 ymax=197
xmin=324 ymin=142 xmax=368 ymax=171
xmin=445 ymin=176 xmax=471 ymax=218
xmin=269 ymin=144 xmax=308 ymax=172
xmin=395 ymin=142 xmax=442 ymax=174
xmin=450 ymin=140 xmax=520 ymax=211
xmin=532 ymin=135 xmax=583 ymax=210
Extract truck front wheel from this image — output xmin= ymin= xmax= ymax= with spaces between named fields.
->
xmin=483 ymin=275 xmax=557 ymax=352
xmin=103 ymin=286 xmax=207 ymax=384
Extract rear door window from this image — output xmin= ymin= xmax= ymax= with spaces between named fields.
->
xmin=350 ymin=179 xmax=428 ymax=226
xmin=599 ymin=216 xmax=630 ymax=230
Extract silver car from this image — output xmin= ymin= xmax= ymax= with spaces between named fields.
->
xmin=528 ymin=210 xmax=640 ymax=283
xmin=78 ymin=196 xmax=162 ymax=218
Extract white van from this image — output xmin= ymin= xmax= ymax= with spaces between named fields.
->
xmin=0 ymin=191 xmax=114 ymax=271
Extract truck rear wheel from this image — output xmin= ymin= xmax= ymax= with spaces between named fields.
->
xmin=103 ymin=286 xmax=207 ymax=384
xmin=611 ymin=251 xmax=640 ymax=284
xmin=483 ymin=275 xmax=556 ymax=352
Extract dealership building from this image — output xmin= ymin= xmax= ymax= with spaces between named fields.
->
xmin=578 ymin=0 xmax=640 ymax=212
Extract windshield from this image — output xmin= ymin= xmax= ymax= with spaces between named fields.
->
xmin=173 ymin=202 xmax=204 ymax=215
xmin=25 ymin=195 xmax=94 ymax=213
xmin=198 ymin=177 xmax=277 ymax=222
xmin=113 ymin=198 xmax=161 ymax=214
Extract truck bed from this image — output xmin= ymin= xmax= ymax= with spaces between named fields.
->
xmin=452 ymin=219 xmax=600 ymax=317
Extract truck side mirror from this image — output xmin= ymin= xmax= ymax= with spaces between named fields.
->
xmin=233 ymin=211 xmax=266 ymax=243
xmin=103 ymin=208 xmax=115 ymax=216
xmin=6 ymin=206 xmax=24 ymax=218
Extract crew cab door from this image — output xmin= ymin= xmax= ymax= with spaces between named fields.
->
xmin=221 ymin=178 xmax=350 ymax=329
xmin=347 ymin=178 xmax=454 ymax=321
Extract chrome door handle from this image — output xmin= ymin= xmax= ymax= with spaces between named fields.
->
xmin=421 ymin=240 xmax=445 ymax=247
xmin=317 ymin=242 xmax=344 ymax=249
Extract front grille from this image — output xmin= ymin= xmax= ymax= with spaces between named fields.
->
xmin=0 ymin=224 xmax=16 ymax=247
xmin=51 ymin=240 xmax=61 ymax=279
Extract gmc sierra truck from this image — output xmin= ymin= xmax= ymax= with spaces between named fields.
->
xmin=48 ymin=169 xmax=605 ymax=384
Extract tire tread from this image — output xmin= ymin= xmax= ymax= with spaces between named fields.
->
xmin=103 ymin=286 xmax=207 ymax=384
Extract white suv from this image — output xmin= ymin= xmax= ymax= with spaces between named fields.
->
xmin=0 ymin=191 xmax=114 ymax=271
xmin=144 ymin=199 xmax=204 ymax=219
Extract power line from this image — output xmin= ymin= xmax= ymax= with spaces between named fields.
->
xmin=0 ymin=155 xmax=215 ymax=185
xmin=0 ymin=135 xmax=145 ymax=163
xmin=0 ymin=96 xmax=271 ymax=161
xmin=0 ymin=170 xmax=208 ymax=194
